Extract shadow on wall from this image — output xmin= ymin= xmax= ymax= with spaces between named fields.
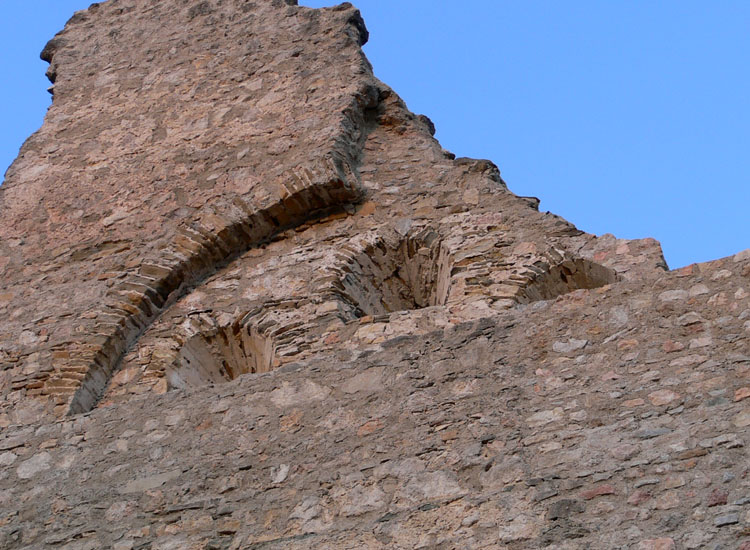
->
xmin=167 ymin=324 xmax=275 ymax=390
xmin=164 ymin=228 xmax=448 ymax=391
xmin=163 ymin=247 xmax=618 ymax=392
xmin=328 ymin=228 xmax=449 ymax=317
xmin=521 ymin=258 xmax=618 ymax=303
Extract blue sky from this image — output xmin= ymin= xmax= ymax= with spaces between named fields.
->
xmin=2 ymin=1 xmax=748 ymax=269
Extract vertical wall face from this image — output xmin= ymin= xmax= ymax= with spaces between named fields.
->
xmin=99 ymin=225 xmax=626 ymax=399
xmin=4 ymin=3 xmax=748 ymax=549
xmin=0 ymin=0 xmax=669 ymax=423
xmin=0 ymin=0 xmax=376 ymax=419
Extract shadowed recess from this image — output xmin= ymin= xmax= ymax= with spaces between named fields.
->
xmin=521 ymin=258 xmax=618 ymax=302
xmin=329 ymin=228 xmax=449 ymax=317
xmin=167 ymin=324 xmax=275 ymax=390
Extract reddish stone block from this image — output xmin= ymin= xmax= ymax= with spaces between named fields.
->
xmin=581 ymin=484 xmax=616 ymax=500
xmin=638 ymin=538 xmax=675 ymax=550
xmin=662 ymin=340 xmax=685 ymax=353
xmin=627 ymin=490 xmax=651 ymax=506
xmin=706 ymin=488 xmax=728 ymax=507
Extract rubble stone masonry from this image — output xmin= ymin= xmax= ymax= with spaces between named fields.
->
xmin=0 ymin=1 xmax=748 ymax=548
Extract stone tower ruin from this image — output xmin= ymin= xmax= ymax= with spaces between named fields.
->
xmin=0 ymin=1 xmax=748 ymax=548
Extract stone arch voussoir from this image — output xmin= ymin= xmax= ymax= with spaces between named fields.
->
xmin=318 ymin=225 xmax=451 ymax=319
xmin=58 ymin=157 xmax=362 ymax=416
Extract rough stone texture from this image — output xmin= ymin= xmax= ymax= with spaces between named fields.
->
xmin=0 ymin=1 xmax=749 ymax=548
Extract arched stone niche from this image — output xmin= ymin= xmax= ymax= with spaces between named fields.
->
xmin=326 ymin=227 xmax=450 ymax=318
xmin=167 ymin=324 xmax=275 ymax=390
xmin=521 ymin=258 xmax=618 ymax=302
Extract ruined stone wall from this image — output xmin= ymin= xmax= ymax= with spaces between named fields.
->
xmin=1 ymin=1 xmax=748 ymax=548
xmin=0 ymin=0 xmax=665 ymax=423
xmin=1 ymin=0 xmax=374 ymax=418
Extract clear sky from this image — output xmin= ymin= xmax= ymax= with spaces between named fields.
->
xmin=1 ymin=1 xmax=748 ymax=269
